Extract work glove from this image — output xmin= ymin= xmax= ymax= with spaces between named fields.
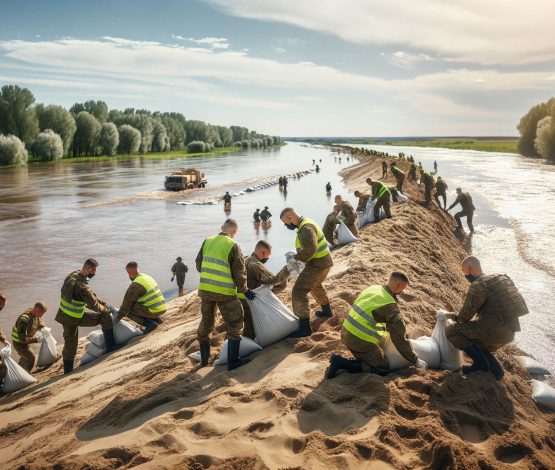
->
xmin=171 ymin=276 xmax=175 ymax=282
xmin=415 ymin=358 xmax=428 ymax=369
xmin=30 ymin=336 xmax=40 ymax=344
xmin=244 ymin=289 xmax=256 ymax=300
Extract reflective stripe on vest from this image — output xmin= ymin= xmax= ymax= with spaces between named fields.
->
xmin=198 ymin=235 xmax=238 ymax=296
xmin=295 ymin=217 xmax=330 ymax=261
xmin=133 ymin=273 xmax=167 ymax=314
xmin=343 ymin=285 xmax=396 ymax=344
xmin=59 ymin=296 xmax=87 ymax=319
xmin=11 ymin=314 xmax=30 ymax=343
xmin=377 ymin=182 xmax=390 ymax=199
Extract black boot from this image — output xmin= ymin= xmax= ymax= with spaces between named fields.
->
xmin=326 ymin=354 xmax=363 ymax=379
xmin=289 ymin=318 xmax=312 ymax=338
xmin=200 ymin=342 xmax=210 ymax=367
xmin=63 ymin=359 xmax=74 ymax=374
xmin=103 ymin=328 xmax=120 ymax=353
xmin=462 ymin=344 xmax=490 ymax=375
xmin=142 ymin=318 xmax=158 ymax=335
xmin=227 ymin=339 xmax=250 ymax=371
xmin=314 ymin=303 xmax=332 ymax=318
xmin=369 ymin=365 xmax=389 ymax=376
xmin=482 ymin=350 xmax=504 ymax=380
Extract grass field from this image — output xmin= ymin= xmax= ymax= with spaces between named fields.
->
xmin=356 ymin=138 xmax=519 ymax=153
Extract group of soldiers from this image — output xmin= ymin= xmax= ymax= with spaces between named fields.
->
xmin=253 ymin=207 xmax=273 ymax=223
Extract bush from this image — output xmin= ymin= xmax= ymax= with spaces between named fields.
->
xmin=117 ymin=124 xmax=141 ymax=154
xmin=187 ymin=141 xmax=206 ymax=153
xmin=241 ymin=140 xmax=251 ymax=149
xmin=0 ymin=134 xmax=28 ymax=165
xmin=535 ymin=116 xmax=555 ymax=161
xmin=33 ymin=129 xmax=63 ymax=161
xmin=98 ymin=122 xmax=119 ymax=156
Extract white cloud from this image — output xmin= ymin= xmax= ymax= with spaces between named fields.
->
xmin=172 ymin=35 xmax=229 ymax=49
xmin=274 ymin=47 xmax=286 ymax=54
xmin=388 ymin=51 xmax=435 ymax=69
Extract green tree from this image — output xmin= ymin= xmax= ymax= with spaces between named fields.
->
xmin=517 ymin=98 xmax=555 ymax=157
xmin=0 ymin=133 xmax=28 ymax=165
xmin=0 ymin=85 xmax=39 ymax=146
xmin=98 ymin=122 xmax=119 ymax=156
xmin=152 ymin=120 xmax=169 ymax=152
xmin=35 ymin=104 xmax=76 ymax=155
xmin=73 ymin=111 xmax=101 ymax=156
xmin=187 ymin=141 xmax=206 ymax=153
xmin=70 ymin=100 xmax=109 ymax=123
xmin=118 ymin=124 xmax=141 ymax=154
xmin=32 ymin=129 xmax=64 ymax=161
xmin=534 ymin=115 xmax=555 ymax=162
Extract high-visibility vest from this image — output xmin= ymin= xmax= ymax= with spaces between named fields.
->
xmin=376 ymin=182 xmax=390 ymax=199
xmin=11 ymin=312 xmax=37 ymax=343
xmin=133 ymin=273 xmax=166 ymax=314
xmin=198 ymin=234 xmax=238 ymax=296
xmin=295 ymin=217 xmax=330 ymax=261
xmin=343 ymin=285 xmax=396 ymax=344
xmin=59 ymin=293 xmax=87 ymax=319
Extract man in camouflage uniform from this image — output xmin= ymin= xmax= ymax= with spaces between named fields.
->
xmin=354 ymin=190 xmax=370 ymax=213
xmin=390 ymin=162 xmax=406 ymax=193
xmin=171 ymin=256 xmax=188 ymax=296
xmin=381 ymin=160 xmax=388 ymax=178
xmin=421 ymin=171 xmax=435 ymax=207
xmin=366 ymin=178 xmax=392 ymax=220
xmin=0 ymin=294 xmax=8 ymax=387
xmin=11 ymin=302 xmax=47 ymax=372
xmin=447 ymin=188 xmax=476 ymax=233
xmin=335 ymin=194 xmax=359 ymax=237
xmin=260 ymin=206 xmax=272 ymax=222
xmin=408 ymin=162 xmax=418 ymax=181
xmin=434 ymin=176 xmax=448 ymax=210
xmin=253 ymin=209 xmax=261 ymax=223
xmin=322 ymin=205 xmax=341 ymax=245
xmin=445 ymin=257 xmax=528 ymax=380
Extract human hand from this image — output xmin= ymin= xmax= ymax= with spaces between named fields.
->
xmin=245 ymin=289 xmax=256 ymax=300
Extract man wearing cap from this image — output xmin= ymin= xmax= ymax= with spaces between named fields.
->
xmin=172 ymin=256 xmax=188 ymax=297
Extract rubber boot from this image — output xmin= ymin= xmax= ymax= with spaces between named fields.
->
xmin=199 ymin=342 xmax=210 ymax=367
xmin=227 ymin=339 xmax=250 ymax=371
xmin=369 ymin=365 xmax=389 ymax=376
xmin=63 ymin=359 xmax=74 ymax=374
xmin=103 ymin=328 xmax=119 ymax=353
xmin=314 ymin=303 xmax=332 ymax=318
xmin=326 ymin=354 xmax=363 ymax=379
xmin=462 ymin=344 xmax=490 ymax=375
xmin=482 ymin=350 xmax=504 ymax=380
xmin=289 ymin=318 xmax=312 ymax=338
xmin=142 ymin=318 xmax=158 ymax=335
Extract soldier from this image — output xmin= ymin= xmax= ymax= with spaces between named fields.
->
xmin=240 ymin=240 xmax=290 ymax=339
xmin=322 ymin=205 xmax=341 ymax=246
xmin=434 ymin=160 xmax=438 ymax=173
xmin=434 ymin=176 xmax=448 ymax=210
xmin=171 ymin=256 xmax=188 ymax=297
xmin=280 ymin=207 xmax=334 ymax=336
xmin=55 ymin=258 xmax=116 ymax=374
xmin=196 ymin=219 xmax=254 ymax=370
xmin=447 ymin=188 xmax=476 ymax=233
xmin=260 ymin=206 xmax=272 ymax=222
xmin=381 ymin=160 xmax=388 ymax=178
xmin=223 ymin=192 xmax=232 ymax=205
xmin=354 ymin=190 xmax=370 ymax=213
xmin=327 ymin=272 xmax=427 ymax=378
xmin=11 ymin=302 xmax=47 ymax=372
xmin=0 ymin=294 xmax=8 ymax=387
xmin=408 ymin=162 xmax=417 ymax=181
xmin=335 ymin=194 xmax=359 ymax=236
xmin=421 ymin=171 xmax=435 ymax=207
xmin=325 ymin=182 xmax=332 ymax=193
xmin=282 ymin=176 xmax=288 ymax=189
xmin=253 ymin=209 xmax=261 ymax=223
xmin=278 ymin=176 xmax=283 ymax=188
xmin=444 ymin=257 xmax=528 ymax=380
xmin=366 ymin=178 xmax=392 ymax=221
xmin=390 ymin=162 xmax=406 ymax=193
xmin=116 ymin=262 xmax=167 ymax=334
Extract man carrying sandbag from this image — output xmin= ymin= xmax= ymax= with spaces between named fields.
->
xmin=390 ymin=162 xmax=406 ymax=193
xmin=366 ymin=178 xmax=392 ymax=221
xmin=55 ymin=258 xmax=117 ymax=374
xmin=327 ymin=272 xmax=427 ymax=379
xmin=0 ymin=294 xmax=7 ymax=386
xmin=280 ymin=207 xmax=334 ymax=336
xmin=116 ymin=261 xmax=167 ymax=334
xmin=11 ymin=302 xmax=47 ymax=372
xmin=354 ymin=190 xmax=370 ymax=213
xmin=196 ymin=218 xmax=254 ymax=370
xmin=241 ymin=240 xmax=290 ymax=339
xmin=444 ymin=256 xmax=528 ymax=380
xmin=335 ymin=194 xmax=359 ymax=237
xmin=322 ymin=205 xmax=340 ymax=246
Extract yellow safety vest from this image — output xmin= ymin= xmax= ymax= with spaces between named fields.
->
xmin=59 ymin=294 xmax=87 ymax=319
xmin=11 ymin=312 xmax=37 ymax=343
xmin=198 ymin=234 xmax=238 ymax=296
xmin=376 ymin=182 xmax=390 ymax=199
xmin=343 ymin=285 xmax=396 ymax=344
xmin=295 ymin=217 xmax=330 ymax=261
xmin=133 ymin=273 xmax=166 ymax=314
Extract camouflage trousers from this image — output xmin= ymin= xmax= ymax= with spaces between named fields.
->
xmin=13 ymin=341 xmax=35 ymax=372
xmin=292 ymin=265 xmax=331 ymax=319
xmin=197 ymin=297 xmax=244 ymax=344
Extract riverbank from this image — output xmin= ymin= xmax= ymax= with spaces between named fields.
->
xmin=1 ymin=154 xmax=553 ymax=469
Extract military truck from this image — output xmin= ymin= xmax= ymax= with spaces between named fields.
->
xmin=164 ymin=168 xmax=207 ymax=191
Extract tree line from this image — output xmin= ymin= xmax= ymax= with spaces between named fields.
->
xmin=517 ymin=97 xmax=555 ymax=162
xmin=0 ymin=84 xmax=281 ymax=165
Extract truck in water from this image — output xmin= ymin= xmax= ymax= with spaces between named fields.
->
xmin=164 ymin=168 xmax=207 ymax=191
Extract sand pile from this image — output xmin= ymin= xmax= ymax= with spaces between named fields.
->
xmin=1 ymin=153 xmax=554 ymax=469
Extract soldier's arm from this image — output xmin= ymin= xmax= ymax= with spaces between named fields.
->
xmin=195 ymin=242 xmax=205 ymax=273
xmin=38 ymin=317 xmax=45 ymax=329
xmin=184 ymin=265 xmax=188 ymax=273
xmin=342 ymin=203 xmax=355 ymax=224
xmin=75 ymin=282 xmax=110 ymax=314
xmin=117 ymin=283 xmax=145 ymax=320
xmin=377 ymin=305 xmax=418 ymax=364
xmin=454 ymin=281 xmax=488 ymax=323
xmin=171 ymin=263 xmax=177 ymax=274
xmin=255 ymin=263 xmax=290 ymax=287
xmin=294 ymin=224 xmax=318 ymax=262
xmin=17 ymin=318 xmax=38 ymax=344
xmin=229 ymin=244 xmax=247 ymax=294
xmin=447 ymin=195 xmax=461 ymax=211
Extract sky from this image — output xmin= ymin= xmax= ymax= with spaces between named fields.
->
xmin=1 ymin=0 xmax=554 ymax=137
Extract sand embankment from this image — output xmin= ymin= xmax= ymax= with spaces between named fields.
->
xmin=1 ymin=153 xmax=553 ymax=469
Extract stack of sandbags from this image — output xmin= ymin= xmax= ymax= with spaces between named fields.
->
xmin=0 ymin=344 xmax=37 ymax=393
xmin=36 ymin=327 xmax=59 ymax=368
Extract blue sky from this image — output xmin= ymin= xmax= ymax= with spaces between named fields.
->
xmin=1 ymin=0 xmax=554 ymax=137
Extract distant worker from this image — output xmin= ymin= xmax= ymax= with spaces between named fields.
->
xmin=315 ymin=164 xmax=320 ymax=172
xmin=223 ymin=192 xmax=232 ymax=205
xmin=381 ymin=161 xmax=388 ymax=178
xmin=447 ymin=188 xmax=476 ymax=233
xmin=282 ymin=176 xmax=288 ymax=188
xmin=335 ymin=194 xmax=359 ymax=236
xmin=278 ymin=176 xmax=283 ymax=187
xmin=0 ymin=294 xmax=8 ymax=387
xmin=444 ymin=257 xmax=528 ymax=380
xmin=421 ymin=171 xmax=435 ymax=207
xmin=434 ymin=176 xmax=448 ymax=210
xmin=366 ymin=178 xmax=392 ymax=221
xmin=280 ymin=207 xmax=334 ymax=336
xmin=390 ymin=162 xmax=406 ymax=193
xmin=11 ymin=302 xmax=47 ymax=372
xmin=354 ymin=190 xmax=370 ymax=213
xmin=260 ymin=206 xmax=272 ymax=222
xmin=408 ymin=162 xmax=417 ymax=181
xmin=240 ymin=240 xmax=290 ymax=339
xmin=55 ymin=259 xmax=116 ymax=374
xmin=117 ymin=262 xmax=167 ymax=334
xmin=312 ymin=159 xmax=316 ymax=165
xmin=327 ymin=272 xmax=427 ymax=378
xmin=171 ymin=256 xmax=188 ymax=297
xmin=323 ymin=204 xmax=341 ymax=246
xmin=253 ymin=209 xmax=261 ymax=223
xmin=325 ymin=182 xmax=332 ymax=193
xmin=434 ymin=160 xmax=438 ymax=173
xmin=418 ymin=161 xmax=423 ymax=172
xmin=196 ymin=219 xmax=254 ymax=370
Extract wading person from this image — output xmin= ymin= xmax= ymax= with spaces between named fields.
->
xmin=116 ymin=262 xmax=167 ymax=334
xmin=11 ymin=302 xmax=47 ymax=372
xmin=253 ymin=209 xmax=261 ymax=223
xmin=55 ymin=259 xmax=116 ymax=374
xmin=390 ymin=162 xmax=406 ymax=193
xmin=196 ymin=219 xmax=254 ymax=370
xmin=434 ymin=176 xmax=448 ymax=210
xmin=447 ymin=188 xmax=476 ymax=233
xmin=223 ymin=192 xmax=232 ymax=206
xmin=366 ymin=178 xmax=392 ymax=221
xmin=325 ymin=182 xmax=332 ymax=193
xmin=280 ymin=207 xmax=334 ymax=336
xmin=260 ymin=206 xmax=272 ymax=222
xmin=327 ymin=272 xmax=427 ymax=379
xmin=171 ymin=256 xmax=188 ymax=297
xmin=322 ymin=205 xmax=341 ymax=246
xmin=335 ymin=194 xmax=359 ymax=236
xmin=444 ymin=257 xmax=528 ymax=380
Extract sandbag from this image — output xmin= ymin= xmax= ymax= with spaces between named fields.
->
xmin=530 ymin=380 xmax=555 ymax=410
xmin=111 ymin=312 xmax=143 ymax=344
xmin=336 ymin=221 xmax=358 ymax=246
xmin=79 ymin=352 xmax=97 ymax=367
xmin=86 ymin=341 xmax=106 ymax=358
xmin=361 ymin=199 xmax=386 ymax=225
xmin=36 ymin=327 xmax=58 ymax=368
xmin=396 ymin=192 xmax=408 ymax=203
xmin=246 ymin=285 xmax=300 ymax=347
xmin=213 ymin=336 xmax=262 ymax=366
xmin=188 ymin=351 xmax=202 ymax=362
xmin=383 ymin=334 xmax=440 ymax=370
xmin=515 ymin=356 xmax=551 ymax=376
xmin=285 ymin=252 xmax=305 ymax=279
xmin=88 ymin=330 xmax=106 ymax=348
xmin=432 ymin=311 xmax=463 ymax=371
xmin=0 ymin=345 xmax=37 ymax=393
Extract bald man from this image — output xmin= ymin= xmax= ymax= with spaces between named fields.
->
xmin=444 ymin=257 xmax=528 ymax=380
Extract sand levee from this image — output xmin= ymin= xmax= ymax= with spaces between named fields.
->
xmin=0 ymin=154 xmax=554 ymax=469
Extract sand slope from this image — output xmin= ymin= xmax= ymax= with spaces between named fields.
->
xmin=1 ymin=153 xmax=554 ymax=470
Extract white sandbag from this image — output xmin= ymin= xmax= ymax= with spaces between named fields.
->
xmin=383 ymin=334 xmax=440 ymax=370
xmin=111 ymin=312 xmax=143 ymax=344
xmin=515 ymin=356 xmax=551 ymax=375
xmin=213 ymin=336 xmax=262 ymax=366
xmin=86 ymin=341 xmax=106 ymax=358
xmin=246 ymin=285 xmax=300 ymax=347
xmin=357 ymin=211 xmax=365 ymax=229
xmin=432 ymin=311 xmax=463 ymax=371
xmin=87 ymin=330 xmax=106 ymax=348
xmin=0 ymin=345 xmax=37 ymax=393
xmin=188 ymin=351 xmax=202 ymax=362
xmin=362 ymin=199 xmax=386 ymax=225
xmin=285 ymin=252 xmax=305 ymax=279
xmin=79 ymin=352 xmax=97 ymax=367
xmin=36 ymin=327 xmax=58 ymax=367
xmin=530 ymin=380 xmax=555 ymax=410
xmin=336 ymin=221 xmax=359 ymax=246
